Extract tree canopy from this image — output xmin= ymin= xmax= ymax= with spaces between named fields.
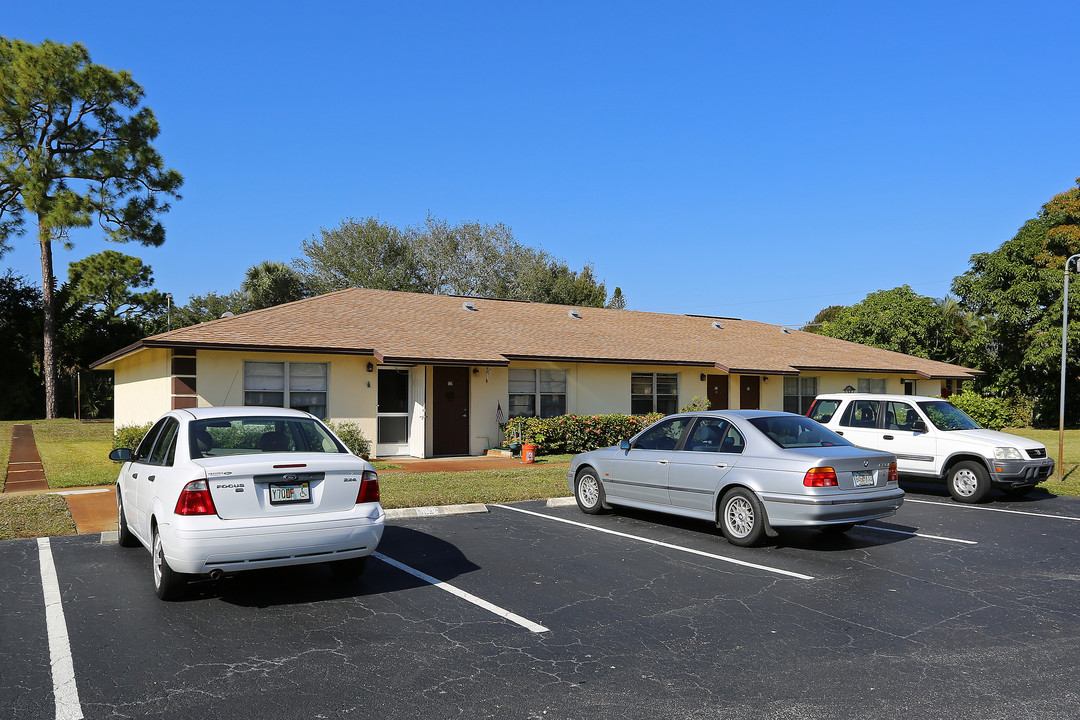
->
xmin=296 ymin=215 xmax=623 ymax=308
xmin=0 ymin=38 xmax=182 ymax=417
xmin=951 ymin=178 xmax=1080 ymax=422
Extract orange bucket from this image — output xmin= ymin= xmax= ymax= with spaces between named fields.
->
xmin=521 ymin=443 xmax=537 ymax=463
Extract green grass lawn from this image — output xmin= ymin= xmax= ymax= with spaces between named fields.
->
xmin=26 ymin=419 xmax=118 ymax=488
xmin=0 ymin=423 xmax=11 ymax=492
xmin=378 ymin=466 xmax=569 ymax=509
xmin=0 ymin=495 xmax=77 ymax=539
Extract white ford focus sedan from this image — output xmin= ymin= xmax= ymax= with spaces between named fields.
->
xmin=109 ymin=407 xmax=385 ymax=600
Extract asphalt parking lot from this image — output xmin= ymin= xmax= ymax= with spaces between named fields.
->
xmin=3 ymin=485 xmax=1080 ymax=720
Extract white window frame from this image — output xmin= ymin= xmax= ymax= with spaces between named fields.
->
xmin=508 ymin=368 xmax=567 ymax=418
xmin=857 ymin=378 xmax=887 ymax=394
xmin=243 ymin=361 xmax=329 ymax=419
xmin=631 ymin=372 xmax=679 ymax=414
xmin=783 ymin=376 xmax=818 ymax=415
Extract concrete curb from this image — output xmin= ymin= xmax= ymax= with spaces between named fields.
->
xmin=384 ymin=503 xmax=489 ymax=519
xmin=546 ymin=496 xmax=576 ymax=507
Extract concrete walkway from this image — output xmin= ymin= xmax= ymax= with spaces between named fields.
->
xmin=4 ymin=424 xmax=50 ymax=493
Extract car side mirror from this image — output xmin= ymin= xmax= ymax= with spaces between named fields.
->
xmin=910 ymin=420 xmax=927 ymax=433
xmin=619 ymin=439 xmax=631 ymax=451
xmin=109 ymin=448 xmax=133 ymax=462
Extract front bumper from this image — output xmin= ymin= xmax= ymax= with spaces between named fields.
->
xmin=759 ymin=487 xmax=905 ymax=527
xmin=989 ymin=458 xmax=1055 ymax=486
xmin=159 ymin=505 xmax=385 ymax=575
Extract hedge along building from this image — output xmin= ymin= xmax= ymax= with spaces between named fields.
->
xmin=91 ymin=288 xmax=982 ymax=459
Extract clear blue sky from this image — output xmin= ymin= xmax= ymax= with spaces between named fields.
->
xmin=4 ymin=1 xmax=1078 ymax=326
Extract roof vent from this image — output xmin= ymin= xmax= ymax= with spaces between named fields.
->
xmin=462 ymin=301 xmax=476 ymax=311
xmin=781 ymin=327 xmax=791 ymax=334
xmin=712 ymin=321 xmax=723 ymax=330
xmin=568 ymin=310 xmax=581 ymax=319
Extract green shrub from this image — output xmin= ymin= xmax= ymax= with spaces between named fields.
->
xmin=113 ymin=423 xmax=153 ymax=451
xmin=327 ymin=420 xmax=371 ymax=458
xmin=946 ymin=389 xmax=1031 ymax=430
xmin=680 ymin=396 xmax=710 ymax=412
xmin=502 ymin=412 xmax=664 ymax=455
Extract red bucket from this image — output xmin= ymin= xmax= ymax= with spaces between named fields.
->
xmin=521 ymin=443 xmax=537 ymax=463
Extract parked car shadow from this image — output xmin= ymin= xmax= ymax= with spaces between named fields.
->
xmin=899 ymin=476 xmax=1059 ymax=503
xmin=606 ymin=505 xmax=909 ymax=551
xmin=190 ymin=526 xmax=481 ymax=607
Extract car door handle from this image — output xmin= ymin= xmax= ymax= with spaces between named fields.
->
xmin=657 ymin=459 xmax=669 ymax=465
xmin=147 ymin=475 xmax=156 ymax=482
xmin=131 ymin=472 xmax=138 ymax=478
xmin=883 ymin=435 xmax=894 ymax=440
xmin=835 ymin=431 xmax=844 ymax=436
xmin=715 ymin=463 xmax=728 ymax=469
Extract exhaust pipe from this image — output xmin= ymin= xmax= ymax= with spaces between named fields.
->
xmin=209 ymin=569 xmax=224 ymax=581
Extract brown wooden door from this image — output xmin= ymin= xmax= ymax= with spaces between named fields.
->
xmin=706 ymin=374 xmax=729 ymax=410
xmin=433 ymin=366 xmax=470 ymax=455
xmin=739 ymin=376 xmax=760 ymax=410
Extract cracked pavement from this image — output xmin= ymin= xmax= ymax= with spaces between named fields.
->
xmin=2 ymin=487 xmax=1080 ymax=719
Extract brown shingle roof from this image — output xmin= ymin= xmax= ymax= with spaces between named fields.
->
xmin=92 ymin=288 xmax=982 ymax=379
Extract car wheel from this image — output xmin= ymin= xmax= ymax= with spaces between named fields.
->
xmin=574 ymin=467 xmax=606 ymax=515
xmin=818 ymin=522 xmax=855 ymax=535
xmin=947 ymin=461 xmax=991 ymax=503
xmin=331 ymin=557 xmax=368 ymax=581
xmin=116 ymin=493 xmax=140 ymax=548
xmin=719 ymin=488 xmax=766 ymax=547
xmin=152 ymin=527 xmax=188 ymax=601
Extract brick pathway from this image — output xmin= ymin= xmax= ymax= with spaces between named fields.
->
xmin=4 ymin=424 xmax=50 ymax=493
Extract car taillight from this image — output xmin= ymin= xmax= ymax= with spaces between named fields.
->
xmin=356 ymin=470 xmax=380 ymax=504
xmin=174 ymin=479 xmax=217 ymax=516
xmin=804 ymin=467 xmax=838 ymax=487
xmin=887 ymin=462 xmax=898 ymax=483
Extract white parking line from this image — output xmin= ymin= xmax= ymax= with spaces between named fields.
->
xmin=491 ymin=504 xmax=815 ymax=581
xmin=906 ymin=498 xmax=1080 ymax=521
xmin=37 ymin=538 xmax=84 ymax=720
xmin=372 ymin=552 xmax=549 ymax=634
xmin=862 ymin=525 xmax=977 ymax=544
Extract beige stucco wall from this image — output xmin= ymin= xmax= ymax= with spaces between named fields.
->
xmin=111 ymin=348 xmax=173 ymax=426
xmin=196 ymin=350 xmax=379 ymax=442
xmin=108 ymin=346 xmax=949 ymax=455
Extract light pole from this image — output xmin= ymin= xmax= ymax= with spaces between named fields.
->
xmin=1059 ymin=254 xmax=1080 ymax=481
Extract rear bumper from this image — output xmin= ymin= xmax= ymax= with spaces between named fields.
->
xmin=159 ymin=505 xmax=385 ymax=575
xmin=759 ymin=487 xmax=905 ymax=527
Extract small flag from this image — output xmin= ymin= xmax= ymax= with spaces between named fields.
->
xmin=496 ymin=401 xmax=506 ymax=425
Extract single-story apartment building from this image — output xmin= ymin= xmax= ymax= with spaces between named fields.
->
xmin=91 ymin=288 xmax=982 ymax=458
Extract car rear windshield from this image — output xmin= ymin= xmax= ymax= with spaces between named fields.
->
xmin=916 ymin=401 xmax=981 ymax=431
xmin=189 ymin=417 xmax=347 ymax=459
xmin=749 ymin=415 xmax=852 ymax=449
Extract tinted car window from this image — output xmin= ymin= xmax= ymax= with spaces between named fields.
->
xmin=134 ymin=418 xmax=168 ymax=463
xmin=148 ymin=418 xmax=179 ymax=466
xmin=189 ymin=417 xmax=346 ymax=459
xmin=634 ymin=417 xmax=691 ymax=451
xmin=843 ymin=400 xmax=880 ymax=428
xmin=808 ymin=399 xmax=841 ymax=423
xmin=917 ymin=401 xmax=981 ymax=431
xmin=885 ymin=402 xmax=920 ymax=431
xmin=684 ymin=418 xmax=727 ymax=452
xmin=720 ymin=423 xmax=745 ymax=454
xmin=749 ymin=416 xmax=852 ymax=449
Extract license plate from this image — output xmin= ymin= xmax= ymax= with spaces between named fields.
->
xmin=270 ymin=482 xmax=310 ymax=504
xmin=853 ymin=472 xmax=875 ymax=487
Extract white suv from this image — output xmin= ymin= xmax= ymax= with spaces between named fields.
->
xmin=807 ymin=393 xmax=1054 ymax=503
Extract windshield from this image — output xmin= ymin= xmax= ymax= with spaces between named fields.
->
xmin=189 ymin=416 xmax=347 ymax=459
xmin=749 ymin=415 xmax=852 ymax=449
xmin=917 ymin=401 xmax=981 ymax=431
